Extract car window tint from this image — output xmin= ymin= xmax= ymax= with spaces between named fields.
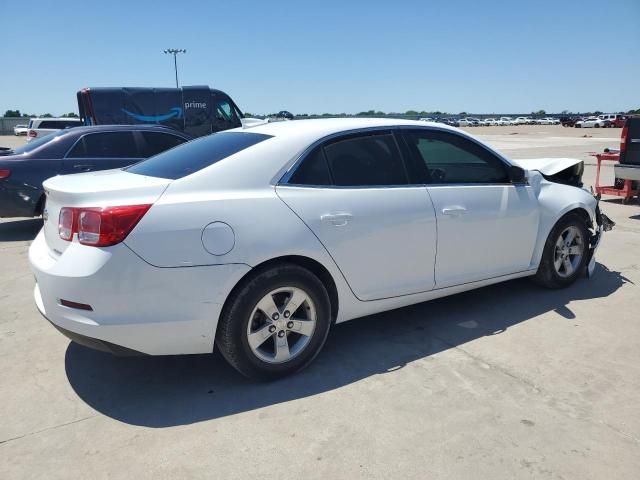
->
xmin=404 ymin=130 xmax=509 ymax=184
xmin=68 ymin=132 xmax=139 ymax=158
xmin=323 ymin=134 xmax=408 ymax=186
xmin=127 ymin=131 xmax=272 ymax=180
xmin=288 ymin=146 xmax=332 ymax=185
xmin=140 ymin=131 xmax=187 ymax=157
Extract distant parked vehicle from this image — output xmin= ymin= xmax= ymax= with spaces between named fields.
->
xmin=598 ymin=114 xmax=625 ymax=127
xmin=484 ymin=118 xmax=498 ymax=126
xmin=560 ymin=116 xmax=581 ymax=127
xmin=458 ymin=118 xmax=480 ymax=127
xmin=536 ymin=118 xmax=560 ymax=125
xmin=500 ymin=117 xmax=515 ymax=126
xmin=575 ymin=117 xmax=609 ymax=128
xmin=13 ymin=124 xmax=28 ymax=136
xmin=276 ymin=111 xmax=294 ymax=120
xmin=77 ymin=86 xmax=244 ymax=138
xmin=514 ymin=117 xmax=529 ymax=125
xmin=26 ymin=117 xmax=82 ymax=142
xmin=0 ymin=125 xmax=191 ymax=218
xmin=419 ymin=117 xmax=435 ymax=122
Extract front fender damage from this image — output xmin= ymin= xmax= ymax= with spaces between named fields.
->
xmin=585 ymin=198 xmax=615 ymax=278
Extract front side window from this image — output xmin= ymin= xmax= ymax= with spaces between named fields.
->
xmin=403 ymin=130 xmax=509 ymax=184
xmin=323 ymin=133 xmax=408 ymax=186
xmin=68 ymin=132 xmax=139 ymax=158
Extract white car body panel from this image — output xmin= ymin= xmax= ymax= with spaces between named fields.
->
xmin=276 ymin=185 xmax=437 ymax=300
xmin=29 ymin=118 xmax=602 ymax=355
xmin=512 ymin=157 xmax=584 ymax=176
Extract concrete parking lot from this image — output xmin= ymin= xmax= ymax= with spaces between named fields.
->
xmin=1 ymin=125 xmax=639 ymax=479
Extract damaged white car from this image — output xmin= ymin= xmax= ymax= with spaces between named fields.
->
xmin=30 ymin=118 xmax=613 ymax=379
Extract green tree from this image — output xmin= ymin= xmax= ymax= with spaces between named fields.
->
xmin=459 ymin=111 xmax=467 ymax=116
xmin=61 ymin=112 xmax=79 ymax=118
xmin=4 ymin=109 xmax=22 ymax=117
xmin=405 ymin=110 xmax=419 ymax=115
xmin=532 ymin=109 xmax=546 ymax=116
xmin=40 ymin=113 xmax=53 ymax=118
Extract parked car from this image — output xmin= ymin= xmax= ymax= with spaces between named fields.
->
xmin=499 ymin=116 xmax=515 ymax=125
xmin=29 ymin=118 xmax=611 ymax=380
xmin=514 ymin=117 xmax=529 ymax=125
xmin=0 ymin=125 xmax=191 ymax=218
xmin=26 ymin=117 xmax=82 ymax=142
xmin=419 ymin=117 xmax=435 ymax=122
xmin=13 ymin=124 xmax=29 ymax=136
xmin=560 ymin=116 xmax=581 ymax=127
xmin=536 ymin=118 xmax=560 ymax=125
xmin=484 ymin=118 xmax=498 ymax=126
xmin=614 ymin=116 xmax=640 ymax=187
xmin=575 ymin=117 xmax=609 ymax=128
xmin=276 ymin=111 xmax=294 ymax=120
xmin=598 ymin=114 xmax=625 ymax=127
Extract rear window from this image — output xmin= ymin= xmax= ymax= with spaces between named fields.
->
xmin=126 ymin=131 xmax=272 ymax=179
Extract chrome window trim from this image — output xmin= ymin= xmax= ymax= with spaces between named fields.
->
xmin=276 ymin=125 xmax=516 ymax=188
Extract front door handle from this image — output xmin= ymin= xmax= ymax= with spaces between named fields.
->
xmin=442 ymin=206 xmax=467 ymax=216
xmin=321 ymin=213 xmax=352 ymax=227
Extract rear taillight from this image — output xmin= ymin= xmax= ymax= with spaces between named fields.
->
xmin=0 ymin=169 xmax=10 ymax=179
xmin=620 ymin=125 xmax=628 ymax=153
xmin=58 ymin=204 xmax=151 ymax=246
xmin=28 ymin=130 xmax=37 ymax=138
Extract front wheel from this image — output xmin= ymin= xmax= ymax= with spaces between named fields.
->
xmin=533 ymin=213 xmax=589 ymax=288
xmin=216 ymin=263 xmax=332 ymax=380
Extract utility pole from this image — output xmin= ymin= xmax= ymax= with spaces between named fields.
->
xmin=163 ymin=49 xmax=186 ymax=88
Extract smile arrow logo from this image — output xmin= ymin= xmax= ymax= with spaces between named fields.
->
xmin=121 ymin=107 xmax=183 ymax=123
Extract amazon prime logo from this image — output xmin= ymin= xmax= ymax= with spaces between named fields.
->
xmin=185 ymin=101 xmax=207 ymax=109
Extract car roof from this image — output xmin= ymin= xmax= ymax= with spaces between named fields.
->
xmin=61 ymin=124 xmax=191 ymax=137
xmin=236 ymin=117 xmax=458 ymax=138
xmin=32 ymin=117 xmax=82 ymax=121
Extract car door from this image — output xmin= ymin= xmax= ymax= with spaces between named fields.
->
xmin=276 ymin=130 xmax=437 ymax=301
xmin=400 ymin=128 xmax=539 ymax=288
xmin=64 ymin=131 xmax=143 ymax=173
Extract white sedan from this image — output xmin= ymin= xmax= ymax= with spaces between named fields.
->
xmin=575 ymin=117 xmax=608 ymax=128
xmin=29 ymin=118 xmax=611 ymax=379
xmin=13 ymin=124 xmax=28 ymax=136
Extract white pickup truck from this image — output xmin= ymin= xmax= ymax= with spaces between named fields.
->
xmin=26 ymin=117 xmax=82 ymax=142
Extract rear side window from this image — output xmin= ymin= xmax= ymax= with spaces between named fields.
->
xmin=38 ymin=120 xmax=79 ymax=129
xmin=139 ymin=131 xmax=187 ymax=157
xmin=68 ymin=132 xmax=140 ymax=158
xmin=323 ymin=134 xmax=407 ymax=186
xmin=288 ymin=146 xmax=332 ymax=186
xmin=127 ymin=131 xmax=272 ymax=179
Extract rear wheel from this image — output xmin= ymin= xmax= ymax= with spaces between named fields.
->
xmin=216 ymin=263 xmax=331 ymax=380
xmin=533 ymin=213 xmax=589 ymax=288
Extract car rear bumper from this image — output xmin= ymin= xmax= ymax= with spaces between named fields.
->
xmin=614 ymin=164 xmax=640 ymax=181
xmin=29 ymin=230 xmax=251 ymax=355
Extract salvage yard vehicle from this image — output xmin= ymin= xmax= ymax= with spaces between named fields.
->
xmin=598 ymin=113 xmax=626 ymax=128
xmin=26 ymin=117 xmax=82 ymax=142
xmin=575 ymin=117 xmax=609 ymax=128
xmin=29 ymin=118 xmax=611 ymax=380
xmin=13 ymin=124 xmax=28 ymax=136
xmin=0 ymin=125 xmax=190 ymax=218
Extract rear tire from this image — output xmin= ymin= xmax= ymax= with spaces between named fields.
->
xmin=533 ymin=213 xmax=589 ymax=289
xmin=216 ymin=263 xmax=332 ymax=380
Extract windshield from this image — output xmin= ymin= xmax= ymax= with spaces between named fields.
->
xmin=11 ymin=132 xmax=61 ymax=155
xmin=126 ymin=131 xmax=273 ymax=180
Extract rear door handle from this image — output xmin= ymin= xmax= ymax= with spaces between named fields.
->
xmin=321 ymin=213 xmax=352 ymax=226
xmin=442 ymin=206 xmax=467 ymax=216
xmin=72 ymin=164 xmax=95 ymax=171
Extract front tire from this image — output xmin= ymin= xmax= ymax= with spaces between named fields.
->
xmin=216 ymin=263 xmax=332 ymax=380
xmin=533 ymin=213 xmax=589 ymax=289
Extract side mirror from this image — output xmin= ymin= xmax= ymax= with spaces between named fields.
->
xmin=509 ymin=165 xmax=527 ymax=184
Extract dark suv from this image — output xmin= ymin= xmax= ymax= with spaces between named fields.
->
xmin=0 ymin=125 xmax=191 ymax=218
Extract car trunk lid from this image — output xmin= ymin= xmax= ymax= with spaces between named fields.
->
xmin=42 ymin=169 xmax=171 ymax=256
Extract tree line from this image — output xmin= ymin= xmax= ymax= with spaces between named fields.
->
xmin=3 ymin=109 xmax=78 ymax=118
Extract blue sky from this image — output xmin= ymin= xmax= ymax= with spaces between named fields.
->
xmin=1 ymin=0 xmax=638 ymax=115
